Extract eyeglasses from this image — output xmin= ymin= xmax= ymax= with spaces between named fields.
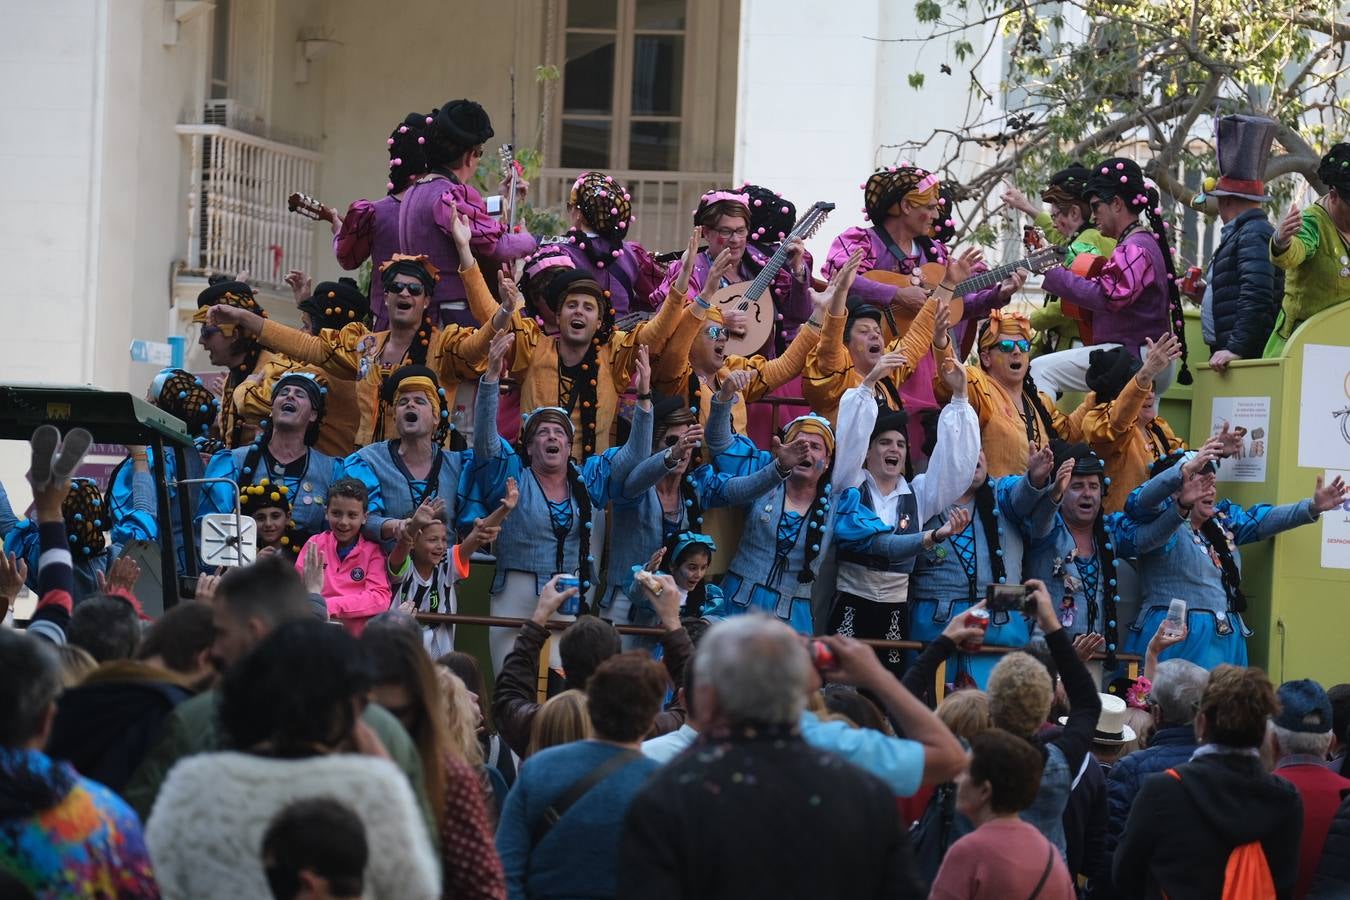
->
xmin=704 ymin=324 xmax=729 ymax=341
xmin=199 ymin=325 xmax=223 ymax=339
xmin=995 ymin=339 xmax=1031 ymax=353
xmin=710 ymin=227 xmax=748 ymax=240
xmin=389 ymin=282 xmax=426 ymax=297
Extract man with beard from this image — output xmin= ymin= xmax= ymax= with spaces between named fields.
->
xmin=344 ymin=336 xmax=509 ymax=553
xmin=210 ymin=212 xmax=508 ymax=446
xmin=827 ymin=318 xmax=980 ymax=673
xmin=199 ymin=370 xmax=344 ymax=537
xmin=937 ymin=309 xmax=1083 ymax=478
xmin=193 ymin=278 xmax=275 ymax=448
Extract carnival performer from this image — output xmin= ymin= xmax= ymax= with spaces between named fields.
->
xmin=650 ymin=248 xmax=859 ymax=433
xmin=237 ymin=477 xmax=307 ymax=561
xmin=107 ymin=368 xmax=219 ymax=573
xmin=557 ymin=171 xmax=664 ymax=316
xmin=936 ymin=310 xmax=1083 ymax=478
xmin=1122 ymin=446 xmax=1348 ymax=669
xmin=198 ymin=370 xmax=343 ymax=537
xmin=627 ymin=530 xmax=725 ymax=621
xmin=599 ymin=389 xmax=805 ymax=644
xmin=192 ymin=277 xmax=274 ymax=449
xmin=907 ymin=444 xmax=1061 ymax=688
xmin=1026 ymin=441 xmax=1213 ymax=670
xmin=5 ymin=477 xmax=113 ymax=605
xmin=210 ymin=228 xmax=506 ymax=446
xmin=1003 ymin=164 xmax=1118 ymax=357
xmin=701 ymin=381 xmax=955 ymax=635
xmin=1184 ymin=115 xmax=1283 ymax=371
xmin=490 ymin=232 xmax=691 ymax=459
xmin=648 ymin=189 xmax=811 ymax=359
xmin=823 ymin=166 xmax=1027 ymax=431
xmin=333 ymin=102 xmax=536 ymax=328
xmin=343 ymin=354 xmax=504 ymax=553
xmin=1035 ymin=157 xmax=1191 ymax=394
xmin=1079 ymin=335 xmax=1188 ymax=510
xmin=805 ymin=247 xmax=977 ymax=424
xmin=827 ymin=316 xmax=981 ymax=674
xmin=1265 ymin=141 xmax=1350 ymax=357
xmin=471 ymin=346 xmax=661 ymax=673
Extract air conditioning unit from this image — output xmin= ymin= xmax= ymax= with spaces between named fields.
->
xmin=203 ymin=99 xmax=265 ymax=137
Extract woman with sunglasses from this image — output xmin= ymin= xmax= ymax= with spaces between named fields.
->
xmin=936 ymin=310 xmax=1084 ymax=478
xmin=211 ymin=237 xmax=510 ymax=447
xmin=597 ymin=391 xmax=806 ymax=646
xmin=333 ymin=101 xmax=536 ymax=329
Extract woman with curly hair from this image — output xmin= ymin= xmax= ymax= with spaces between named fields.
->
xmin=333 ymin=102 xmax=536 ymax=329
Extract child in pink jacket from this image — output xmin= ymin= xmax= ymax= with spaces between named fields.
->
xmin=296 ymin=477 xmax=391 ymax=635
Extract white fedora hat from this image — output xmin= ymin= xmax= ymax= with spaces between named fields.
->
xmin=1059 ymin=693 xmax=1137 ymax=746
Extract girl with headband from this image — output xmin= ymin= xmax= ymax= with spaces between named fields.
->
xmin=488 ymin=232 xmax=691 ymax=460
xmin=1121 ymin=444 xmax=1347 ymax=669
xmin=1035 ymin=157 xmax=1191 ymax=395
xmin=198 ymin=370 xmax=343 ymax=537
xmin=333 ymin=101 xmax=536 ymax=329
xmin=559 ymin=171 xmax=665 ymax=317
xmin=210 ymin=232 xmax=511 ymax=446
xmin=344 ymin=355 xmax=503 ymax=554
xmin=702 ymin=380 xmax=951 ymax=635
xmin=470 ymin=345 xmax=665 ymax=673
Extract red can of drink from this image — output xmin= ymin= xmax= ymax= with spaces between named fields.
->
xmin=809 ymin=639 xmax=839 ymax=673
xmin=1181 ymin=265 xmax=1202 ymax=294
xmin=960 ymin=608 xmax=991 ymax=652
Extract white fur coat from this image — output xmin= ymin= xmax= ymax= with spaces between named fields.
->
xmin=146 ymin=751 xmax=440 ymax=900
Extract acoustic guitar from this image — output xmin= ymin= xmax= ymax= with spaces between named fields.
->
xmin=287 ymin=192 xmax=339 ymax=226
xmin=1060 ymin=252 xmax=1104 ymax=345
xmin=860 ymin=244 xmax=1065 ymax=333
xmin=706 ymin=201 xmax=834 ymax=356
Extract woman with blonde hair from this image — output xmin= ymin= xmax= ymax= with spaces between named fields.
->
xmin=938 ymin=689 xmax=992 ymax=743
xmin=526 ymin=690 xmax=592 ymax=757
xmin=363 ymin=622 xmax=506 ymax=900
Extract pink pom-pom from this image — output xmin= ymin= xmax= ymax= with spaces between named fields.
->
xmin=623 ymin=193 xmax=630 ymax=201
xmin=611 ymin=249 xmax=620 ymax=258
xmin=386 ymin=182 xmax=395 ymax=191
xmin=859 ymin=183 xmax=866 ymax=190
xmin=425 ymin=116 xmax=433 ymax=124
xmin=597 ymin=261 xmax=605 ymax=268
xmin=1101 ymin=167 xmax=1110 ymax=174
xmin=1155 ymin=207 xmax=1163 ymax=215
xmin=392 ymin=158 xmax=402 ymax=166
xmin=781 ymin=206 xmax=790 ymax=214
xmin=777 ymin=231 xmax=786 ymax=240
xmin=417 ymin=136 xmax=425 ymax=144
xmin=610 ymin=207 xmax=619 ymax=215
xmin=1162 ymin=222 xmax=1170 ymax=229
xmin=1120 ymin=176 xmax=1128 ymax=183
xmin=776 ymin=313 xmax=785 ymax=321
xmin=568 ymin=235 xmax=577 ymax=243
xmin=579 ymin=242 xmax=586 ymax=249
xmin=753 ymin=199 xmax=763 ymax=207
xmin=945 ymin=219 xmax=954 ymax=227
xmin=630 ymin=215 xmax=636 ymax=221
xmin=399 ymin=126 xmax=408 ymax=134
xmin=1116 ymin=162 xmax=1125 ymax=170
xmin=605 ymin=175 xmax=614 ymax=183
xmin=387 ymin=138 xmax=395 ymax=146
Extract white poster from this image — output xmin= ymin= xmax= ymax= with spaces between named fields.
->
xmin=1321 ymin=469 xmax=1350 ymax=570
xmin=1298 ymin=344 xmax=1350 ymax=470
xmin=1208 ymin=396 xmax=1270 ymax=483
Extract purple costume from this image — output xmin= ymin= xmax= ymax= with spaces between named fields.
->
xmin=823 ymin=225 xmax=1006 ymax=414
xmin=334 ymin=174 xmax=537 ymax=329
xmin=649 ymin=245 xmax=812 ymax=358
xmin=1039 ymin=228 xmax=1172 ymax=355
xmin=557 ymin=236 xmax=665 ymax=317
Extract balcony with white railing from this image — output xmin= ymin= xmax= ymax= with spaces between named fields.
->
xmin=535 ymin=168 xmax=731 ymax=256
xmin=175 ymin=122 xmax=323 ymax=289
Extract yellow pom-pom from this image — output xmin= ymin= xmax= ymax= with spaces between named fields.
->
xmin=325 ymin=307 xmax=334 ymax=315
xmin=280 ymin=536 xmax=290 ymax=546
xmin=270 ymin=491 xmax=281 ymax=501
xmin=278 ymin=485 xmax=288 ymax=494
xmin=327 ymin=291 xmax=336 ymax=299
xmin=1203 ymin=176 xmax=1217 ymax=192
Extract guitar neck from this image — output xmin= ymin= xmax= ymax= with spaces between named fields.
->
xmin=743 ymin=242 xmax=793 ymax=301
xmin=954 ymin=256 xmax=1038 ymax=294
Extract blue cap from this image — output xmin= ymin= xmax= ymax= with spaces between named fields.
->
xmin=1275 ymin=679 xmax=1334 ymax=733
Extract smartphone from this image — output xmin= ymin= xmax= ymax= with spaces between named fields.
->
xmin=484 ymin=194 xmax=503 ymax=216
xmin=985 ymin=583 xmax=1032 ymax=614
xmin=177 ymin=574 xmax=200 ymax=599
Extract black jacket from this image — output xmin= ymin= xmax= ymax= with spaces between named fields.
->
xmin=1113 ymin=750 xmax=1303 ymax=899
xmin=1207 ymin=207 xmax=1283 ymax=358
xmin=1310 ymin=792 xmax=1350 ymax=898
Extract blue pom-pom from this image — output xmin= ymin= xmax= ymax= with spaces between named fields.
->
xmin=1109 ymin=578 xmax=1117 ymax=586
xmin=199 ymin=404 xmax=209 ymax=413
xmin=993 ymin=507 xmax=1001 ymax=517
xmin=93 ymin=519 xmax=102 ymax=528
xmin=83 ymin=547 xmax=91 ymax=555
xmin=242 ymin=467 xmax=252 ymax=475
xmin=811 ymin=544 xmax=820 ymax=552
xmin=1112 ymin=558 xmax=1121 ymax=567
xmin=586 ymin=555 xmax=594 ymax=563
xmin=824 ymin=484 xmax=832 ymax=493
xmin=995 ymin=548 xmax=1004 ymax=557
xmin=1104 ymin=477 xmax=1112 ymax=486
xmin=998 ymin=576 xmax=1007 ymax=584
xmin=581 ymin=580 xmax=590 ymax=590
xmin=1107 ymin=642 xmax=1116 ymax=651
xmin=68 ymin=535 xmax=77 ymax=544
xmin=684 ymin=499 xmax=693 ymax=507
xmin=584 ymin=521 xmax=593 ymax=530
xmin=73 ymin=513 xmax=83 ymax=522
xmin=1108 ymin=620 xmax=1116 ymax=628
xmin=809 ymin=521 xmax=819 ymax=530
xmin=997 ymin=527 xmax=1004 ymax=536
xmin=178 ymin=390 xmax=188 ymax=399
xmin=695 ymin=516 xmax=703 ymax=525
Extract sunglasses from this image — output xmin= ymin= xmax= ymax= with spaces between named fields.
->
xmin=995 ymin=339 xmax=1031 ymax=353
xmin=388 ymin=282 xmax=427 ymax=297
xmin=199 ymin=325 xmax=223 ymax=339
xmin=704 ymin=324 xmax=729 ymax=341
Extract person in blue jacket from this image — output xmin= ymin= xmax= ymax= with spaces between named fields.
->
xmin=198 ymin=370 xmax=342 ymax=537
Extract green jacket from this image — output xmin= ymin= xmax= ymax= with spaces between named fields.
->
xmin=1034 ymin=211 xmax=1117 ymax=262
xmin=1266 ymin=201 xmax=1350 ymax=350
xmin=123 ymin=690 xmax=438 ymax=846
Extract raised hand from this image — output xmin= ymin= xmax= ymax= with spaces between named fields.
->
xmin=933 ymin=506 xmax=972 ymax=541
xmin=1072 ymin=632 xmax=1106 ymax=663
xmin=1047 ymin=457 xmax=1075 ymax=502
xmin=668 ymin=424 xmax=704 ymax=464
xmin=940 ymin=598 xmax=990 ymax=644
xmin=284 ymin=270 xmax=312 ymax=306
xmin=634 ymin=345 xmax=652 ymax=399
xmin=1001 ymin=184 xmax=1038 ymax=216
xmin=484 ymin=331 xmax=515 ymax=382
xmin=785 ymin=237 xmax=807 ymax=277
xmin=1274 ymin=203 xmax=1302 ymax=250
xmin=644 ymin=546 xmax=666 ymax=572
xmin=1148 ymin=616 xmax=1189 ymax=654
xmin=0 ymin=552 xmax=28 ymax=607
xmin=933 ymin=292 xmax=953 ymax=351
xmin=861 ymin=350 xmax=908 ymax=390
xmin=1182 ymin=438 xmax=1225 ymax=477
xmin=496 ymin=264 xmax=523 ymax=316
xmin=531 ymin=574 xmax=575 ymax=626
xmin=302 ymin=542 xmax=325 ymax=595
xmin=715 ymin=368 xmax=754 ymax=402
xmin=818 ymin=249 xmax=865 ymax=316
xmin=1313 ymin=473 xmax=1350 ymax=514
xmin=944 ymin=246 xmax=983 ymax=286
xmin=96 ymin=555 xmax=141 ymax=597
xmin=1026 ymin=442 xmax=1054 ymax=488
xmin=500 ymin=476 xmax=520 ymax=513
xmin=772 ymin=435 xmax=811 ymax=472
xmin=1179 ymin=471 xmax=1215 ymax=507
xmin=676 ymin=231 xmax=700 ymax=296
xmin=1139 ymin=332 xmax=1182 ymax=383
xmin=194 ymin=571 xmax=222 ymax=605
xmin=706 ymin=248 xmax=736 ymax=291
xmin=937 ymin=354 xmax=968 ymax=400
xmin=408 ymin=498 xmax=443 ymax=536
xmin=1213 ymin=422 xmax=1246 ymax=459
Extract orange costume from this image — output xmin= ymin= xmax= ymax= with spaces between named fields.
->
xmin=1080 ymin=375 xmax=1185 ymax=512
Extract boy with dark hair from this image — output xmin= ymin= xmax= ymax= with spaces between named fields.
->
xmin=263 ymin=798 xmax=369 ymax=900
xmin=295 ymin=478 xmax=391 ymax=635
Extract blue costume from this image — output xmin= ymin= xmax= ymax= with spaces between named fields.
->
xmin=198 ymin=445 xmax=343 ymax=537
xmin=343 ymin=380 xmax=500 ymax=552
xmin=1121 ymin=460 xmax=1319 ymax=669
xmin=107 ymin=448 xmax=207 ymax=574
xmin=4 ymin=479 xmax=115 ymax=604
xmin=702 ymin=396 xmax=926 ymax=635
xmin=908 ymin=473 xmax=1054 ymax=687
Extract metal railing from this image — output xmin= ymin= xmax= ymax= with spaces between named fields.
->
xmin=176 ymin=123 xmax=323 ymax=288
xmin=536 ymin=167 xmax=732 ymax=254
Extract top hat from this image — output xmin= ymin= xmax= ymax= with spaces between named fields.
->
xmin=1201 ymin=115 xmax=1278 ymax=203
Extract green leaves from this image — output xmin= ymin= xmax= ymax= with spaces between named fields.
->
xmin=916 ymin=0 xmax=943 ymax=22
xmin=908 ymin=72 xmax=927 ymax=90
